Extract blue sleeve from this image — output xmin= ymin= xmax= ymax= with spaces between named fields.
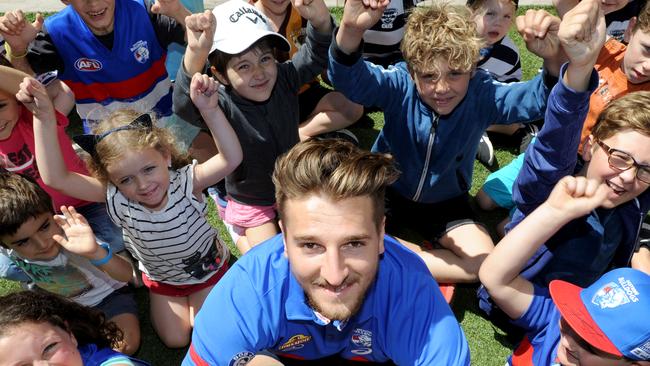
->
xmin=327 ymin=29 xmax=411 ymax=113
xmin=182 ymin=265 xmax=273 ymax=366
xmin=512 ymin=65 xmax=599 ymax=216
xmin=511 ymin=285 xmax=557 ymax=333
xmin=488 ymin=69 xmax=551 ymax=126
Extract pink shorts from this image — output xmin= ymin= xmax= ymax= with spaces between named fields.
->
xmin=224 ymin=199 xmax=277 ymax=228
xmin=142 ymin=263 xmax=228 ymax=297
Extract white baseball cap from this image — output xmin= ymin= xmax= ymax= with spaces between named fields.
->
xmin=210 ymin=0 xmax=291 ymax=55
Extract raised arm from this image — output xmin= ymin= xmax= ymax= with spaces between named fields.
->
xmin=292 ymin=0 xmax=332 ymax=35
xmin=0 ymin=10 xmax=43 ymax=74
xmin=479 ymin=176 xmax=609 ymax=319
xmin=15 ymin=77 xmax=107 ymax=202
xmin=151 ymin=0 xmax=191 ymax=29
xmin=189 ymin=73 xmax=243 ymax=194
xmin=515 ymin=8 xmax=564 ymax=77
xmin=53 ymin=206 xmax=133 ymax=283
xmin=336 ymin=0 xmax=390 ymax=54
xmin=182 ymin=10 xmax=213 ymax=76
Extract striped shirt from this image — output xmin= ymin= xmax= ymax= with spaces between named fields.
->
xmin=477 ymin=35 xmax=523 ymax=83
xmin=107 ymin=162 xmax=228 ymax=285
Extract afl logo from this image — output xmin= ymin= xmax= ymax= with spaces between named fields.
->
xmin=74 ymin=58 xmax=102 ymax=72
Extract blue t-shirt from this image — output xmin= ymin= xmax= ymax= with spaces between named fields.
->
xmin=183 ymin=234 xmax=470 ymax=366
xmin=508 ymin=285 xmax=562 ymax=366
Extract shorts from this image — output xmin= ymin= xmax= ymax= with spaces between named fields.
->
xmin=224 ymin=199 xmax=277 ymax=229
xmin=299 ymin=82 xmax=333 ymax=122
xmin=384 ymin=188 xmax=480 ymax=242
xmin=142 ymin=262 xmax=228 ymax=297
xmin=481 ymin=152 xmax=525 ymax=210
xmin=159 ymin=113 xmax=202 ymax=151
xmin=95 ymin=286 xmax=138 ymax=319
xmin=77 ymin=202 xmax=125 ymax=253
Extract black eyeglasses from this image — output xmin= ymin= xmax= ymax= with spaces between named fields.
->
xmin=596 ymin=139 xmax=650 ymax=184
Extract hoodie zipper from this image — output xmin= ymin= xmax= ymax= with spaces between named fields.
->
xmin=412 ymin=115 xmax=439 ymax=201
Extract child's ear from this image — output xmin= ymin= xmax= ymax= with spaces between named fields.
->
xmin=624 ymin=17 xmax=638 ymax=44
xmin=211 ymin=66 xmax=229 ymax=86
xmin=582 ymin=135 xmax=596 ymax=162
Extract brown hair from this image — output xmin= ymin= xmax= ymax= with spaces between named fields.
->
xmin=208 ymin=37 xmax=276 ymax=81
xmin=401 ymin=3 xmax=484 ymax=76
xmin=0 ymin=172 xmax=54 ymax=242
xmin=632 ymin=0 xmax=650 ymax=34
xmin=272 ymin=139 xmax=400 ymax=227
xmin=592 ymin=91 xmax=650 ymax=142
xmin=0 ymin=290 xmax=122 ymax=349
xmin=467 ymin=0 xmax=518 ymax=13
xmin=84 ymin=109 xmax=190 ymax=183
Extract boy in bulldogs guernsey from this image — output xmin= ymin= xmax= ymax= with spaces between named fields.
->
xmin=481 ymin=175 xmax=650 ymax=366
xmin=0 ymin=0 xmax=217 ymax=162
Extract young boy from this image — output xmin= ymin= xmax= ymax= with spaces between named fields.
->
xmin=0 ymin=172 xmax=140 ymax=355
xmin=480 ymin=175 xmax=650 ymax=365
xmin=479 ymin=0 xmax=650 ymax=300
xmin=0 ymin=0 xmax=215 ymax=162
xmin=329 ymin=0 xmax=563 ymax=282
xmin=0 ymin=61 xmax=125 ymax=283
xmin=477 ymin=0 xmax=650 ymax=235
xmin=173 ymin=0 xmax=333 ymax=251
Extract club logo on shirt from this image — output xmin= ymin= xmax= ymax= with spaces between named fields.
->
xmin=229 ymin=351 xmax=254 ymax=366
xmin=74 ymin=58 xmax=102 ymax=72
xmin=350 ymin=328 xmax=372 ymax=355
xmin=278 ymin=334 xmax=312 ymax=352
xmin=130 ymin=40 xmax=150 ymax=64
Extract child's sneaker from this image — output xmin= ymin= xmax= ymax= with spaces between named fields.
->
xmin=517 ymin=123 xmax=539 ymax=153
xmin=476 ymin=132 xmax=495 ymax=166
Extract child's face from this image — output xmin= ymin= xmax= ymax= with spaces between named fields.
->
xmin=622 ymin=27 xmax=650 ymax=84
xmin=0 ymin=89 xmax=21 ymax=141
xmin=472 ymin=0 xmax=515 ymax=46
xmin=106 ymin=147 xmax=171 ymax=211
xmin=411 ymin=59 xmax=472 ymax=116
xmin=223 ymin=47 xmax=278 ymax=103
xmin=583 ymin=130 xmax=650 ymax=208
xmin=258 ymin=0 xmax=291 ymax=16
xmin=0 ymin=321 xmax=83 ymax=366
xmin=0 ymin=212 xmax=61 ymax=261
xmin=66 ymin=0 xmax=116 ymax=36
xmin=556 ymin=318 xmax=628 ymax=366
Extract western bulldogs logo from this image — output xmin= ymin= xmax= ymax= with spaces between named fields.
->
xmin=130 ymin=40 xmax=150 ymax=64
xmin=74 ymin=58 xmax=102 ymax=72
xmin=229 ymin=351 xmax=254 ymax=366
xmin=591 ymin=282 xmax=630 ymax=309
xmin=350 ymin=328 xmax=372 ymax=355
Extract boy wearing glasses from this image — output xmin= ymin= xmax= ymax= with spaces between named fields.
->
xmin=480 ymin=173 xmax=650 ymax=365
xmin=498 ymin=0 xmax=650 ymax=293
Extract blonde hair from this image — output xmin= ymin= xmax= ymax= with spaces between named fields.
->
xmin=272 ymin=139 xmax=400 ymax=227
xmin=84 ymin=109 xmax=191 ymax=183
xmin=401 ymin=3 xmax=484 ymax=75
xmin=592 ymin=91 xmax=650 ymax=141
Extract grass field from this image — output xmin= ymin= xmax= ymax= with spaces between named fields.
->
xmin=0 ymin=6 xmax=553 ymax=365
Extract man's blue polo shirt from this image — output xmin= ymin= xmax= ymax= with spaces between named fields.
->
xmin=183 ymin=234 xmax=470 ymax=366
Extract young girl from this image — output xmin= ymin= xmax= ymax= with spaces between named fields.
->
xmin=0 ymin=290 xmax=149 ymax=366
xmin=18 ymin=73 xmax=243 ymax=348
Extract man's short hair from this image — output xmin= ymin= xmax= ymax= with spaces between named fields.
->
xmin=273 ymin=139 xmax=400 ymax=227
xmin=592 ymin=91 xmax=650 ymax=141
xmin=0 ymin=172 xmax=54 ymax=241
xmin=633 ymin=0 xmax=650 ymax=34
xmin=401 ymin=2 xmax=484 ymax=75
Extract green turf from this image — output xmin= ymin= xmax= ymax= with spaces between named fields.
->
xmin=0 ymin=5 xmax=552 ymax=365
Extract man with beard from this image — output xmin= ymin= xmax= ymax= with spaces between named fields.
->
xmin=182 ymin=139 xmax=470 ymax=366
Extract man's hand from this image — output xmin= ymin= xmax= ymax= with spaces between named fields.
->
xmin=516 ymin=9 xmax=562 ymax=61
xmin=190 ymin=73 xmax=220 ymax=112
xmin=544 ymin=176 xmax=609 ymax=220
xmin=185 ymin=10 xmax=216 ymax=53
xmin=52 ymin=206 xmax=101 ymax=259
xmin=0 ymin=10 xmax=43 ymax=54
xmin=15 ymin=77 xmax=56 ymax=121
xmin=558 ymin=0 xmax=606 ymax=69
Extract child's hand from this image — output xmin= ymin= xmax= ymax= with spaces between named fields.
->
xmin=558 ymin=0 xmax=606 ymax=68
xmin=516 ymin=9 xmax=562 ymax=61
xmin=293 ymin=0 xmax=329 ymax=29
xmin=15 ymin=77 xmax=56 ymax=121
xmin=185 ymin=10 xmax=215 ymax=52
xmin=0 ymin=10 xmax=43 ymax=55
xmin=340 ymin=0 xmax=390 ymax=33
xmin=190 ymin=73 xmax=220 ymax=111
xmin=545 ymin=176 xmax=609 ymax=219
xmin=52 ymin=206 xmax=101 ymax=259
xmin=151 ymin=0 xmax=184 ymax=16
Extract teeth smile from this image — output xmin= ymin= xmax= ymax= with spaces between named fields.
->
xmin=89 ymin=9 xmax=106 ymax=16
xmin=606 ymin=180 xmax=625 ymax=195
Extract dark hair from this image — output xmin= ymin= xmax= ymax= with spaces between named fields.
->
xmin=0 ymin=172 xmax=54 ymax=241
xmin=208 ymin=37 xmax=276 ymax=79
xmin=0 ymin=291 xmax=123 ymax=349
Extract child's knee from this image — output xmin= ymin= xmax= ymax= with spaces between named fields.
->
xmin=476 ymin=188 xmax=498 ymax=210
xmin=158 ymin=329 xmax=191 ymax=348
